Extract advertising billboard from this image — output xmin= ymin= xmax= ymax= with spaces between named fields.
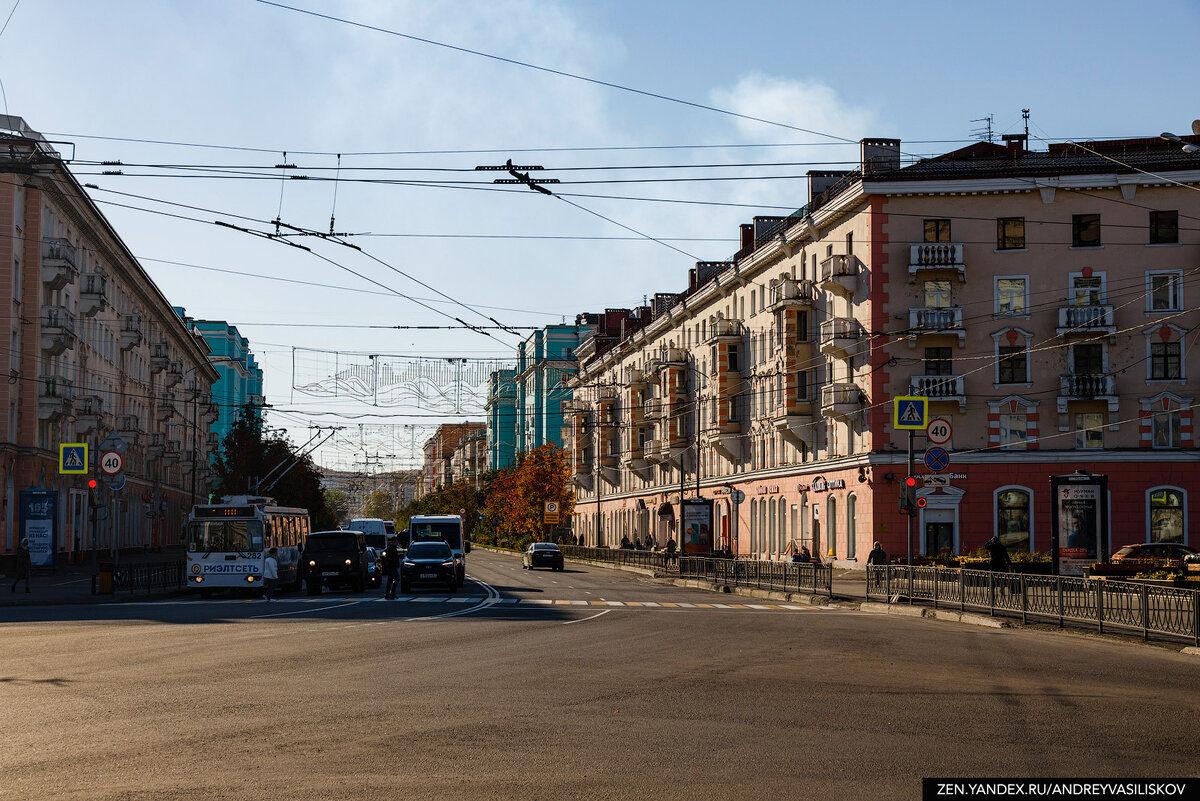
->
xmin=1050 ymin=473 xmax=1108 ymax=577
xmin=20 ymin=489 xmax=58 ymax=568
xmin=680 ymin=498 xmax=713 ymax=555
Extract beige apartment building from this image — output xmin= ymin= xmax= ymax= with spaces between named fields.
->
xmin=568 ymin=133 xmax=1199 ymax=566
xmin=417 ymin=422 xmax=486 ymax=497
xmin=0 ymin=116 xmax=220 ymax=564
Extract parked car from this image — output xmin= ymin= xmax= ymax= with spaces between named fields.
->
xmin=1110 ymin=542 xmax=1199 ymax=567
xmin=302 ymin=530 xmax=369 ymax=594
xmin=364 ymin=546 xmax=384 ymax=589
xmin=400 ymin=541 xmax=458 ymax=593
xmin=523 ymin=542 xmax=564 ymax=571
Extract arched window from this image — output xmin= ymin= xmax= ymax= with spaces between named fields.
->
xmin=768 ymin=497 xmax=777 ymax=557
xmin=827 ymin=496 xmax=838 ymax=559
xmin=779 ymin=500 xmax=788 ymax=557
xmin=759 ymin=499 xmax=768 ymax=558
xmin=749 ymin=498 xmax=757 ymax=555
xmin=995 ymin=487 xmax=1032 ymax=552
xmin=1149 ymin=487 xmax=1185 ymax=543
xmin=846 ymin=493 xmax=857 ymax=559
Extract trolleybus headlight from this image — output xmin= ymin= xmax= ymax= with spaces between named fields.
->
xmin=193 ymin=576 xmax=204 ymax=583
xmin=246 ymin=575 xmax=256 ymax=583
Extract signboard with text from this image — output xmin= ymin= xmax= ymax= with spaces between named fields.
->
xmin=1050 ymin=473 xmax=1108 ymax=577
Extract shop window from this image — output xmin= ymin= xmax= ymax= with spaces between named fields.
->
xmin=1149 ymin=488 xmax=1184 ymax=544
xmin=996 ymin=488 xmax=1031 ymax=552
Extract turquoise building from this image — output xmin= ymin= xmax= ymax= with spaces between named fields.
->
xmin=514 ymin=319 xmax=597 ymax=456
xmin=485 ymin=369 xmax=518 ymax=471
xmin=174 ymin=308 xmax=264 ymax=455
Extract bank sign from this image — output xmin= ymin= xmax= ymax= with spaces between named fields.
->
xmin=1050 ymin=473 xmax=1108 ymax=577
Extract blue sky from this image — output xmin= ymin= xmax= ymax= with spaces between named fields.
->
xmin=2 ymin=0 xmax=1197 ymax=470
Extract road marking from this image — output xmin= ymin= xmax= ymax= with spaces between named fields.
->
xmin=747 ymin=604 xmax=771 ymax=610
xmin=250 ymin=599 xmax=369 ymax=619
xmin=641 ymin=601 xmax=661 ymax=607
xmin=562 ymin=609 xmax=611 ymax=626
xmin=660 ymin=603 xmax=678 ymax=608
xmin=677 ymin=603 xmax=696 ymax=608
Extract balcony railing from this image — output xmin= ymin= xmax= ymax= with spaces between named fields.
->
xmin=818 ymin=254 xmax=859 ymax=295
xmin=120 ymin=316 xmax=144 ymax=351
xmin=41 ymin=305 xmax=76 ymax=356
xmin=1060 ymin=373 xmax=1116 ymax=398
xmin=79 ymin=273 xmax=110 ymax=317
xmin=38 ymin=375 xmax=74 ymax=421
xmin=41 ymin=238 xmax=79 ymax=291
xmin=908 ymin=306 xmax=965 ymax=342
xmin=705 ymin=317 xmax=745 ymax=342
xmin=908 ymin=242 xmax=965 ymax=280
xmin=910 ymin=374 xmax=965 ymax=400
xmin=767 ymin=277 xmax=816 ymax=309
xmin=819 ymin=317 xmax=864 ymax=357
xmin=1057 ymin=305 xmax=1116 ymax=336
xmin=821 ymin=383 xmax=861 ymax=418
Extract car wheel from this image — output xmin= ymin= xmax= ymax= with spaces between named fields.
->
xmin=306 ymin=579 xmax=321 ymax=595
xmin=446 ymin=581 xmax=457 ymax=594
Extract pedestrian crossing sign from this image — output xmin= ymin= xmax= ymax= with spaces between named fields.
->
xmin=893 ymin=396 xmax=929 ymax=430
xmin=60 ymin=443 xmax=89 ymax=474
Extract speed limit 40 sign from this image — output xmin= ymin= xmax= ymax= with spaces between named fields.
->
xmin=925 ymin=418 xmax=952 ymax=445
xmin=100 ymin=450 xmax=124 ymax=475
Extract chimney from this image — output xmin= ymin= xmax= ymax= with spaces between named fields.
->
xmin=860 ymin=138 xmax=901 ymax=175
xmin=1002 ymin=134 xmax=1027 ymax=156
xmin=808 ymin=170 xmax=851 ymax=203
xmin=740 ymin=224 xmax=754 ymax=252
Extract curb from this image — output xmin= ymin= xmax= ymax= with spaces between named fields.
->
xmin=0 ymin=587 xmax=191 ymax=608
xmin=859 ymin=601 xmax=1009 ymax=628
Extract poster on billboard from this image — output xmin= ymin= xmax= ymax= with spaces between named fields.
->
xmin=1050 ymin=473 xmax=1108 ymax=577
xmin=680 ymin=498 xmax=713 ymax=555
xmin=20 ymin=489 xmax=58 ymax=568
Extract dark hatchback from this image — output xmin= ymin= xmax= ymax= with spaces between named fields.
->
xmin=302 ymin=530 xmax=369 ymax=594
xmin=523 ymin=542 xmax=564 ymax=571
xmin=400 ymin=541 xmax=458 ymax=593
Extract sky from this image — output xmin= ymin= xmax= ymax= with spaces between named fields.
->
xmin=2 ymin=0 xmax=1198 ymax=473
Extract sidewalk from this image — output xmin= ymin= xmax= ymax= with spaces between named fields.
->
xmin=0 ymin=546 xmax=189 ymax=607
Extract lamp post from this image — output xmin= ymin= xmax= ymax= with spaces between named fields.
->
xmin=1159 ymin=122 xmax=1200 ymax=152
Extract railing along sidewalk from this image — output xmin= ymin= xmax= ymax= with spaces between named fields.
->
xmin=865 ymin=565 xmax=1200 ymax=646
xmin=107 ymin=560 xmax=187 ymax=595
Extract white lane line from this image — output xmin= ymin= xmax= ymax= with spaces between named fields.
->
xmin=640 ymin=601 xmax=661 ymax=607
xmin=677 ymin=603 xmax=696 ymax=608
xmin=406 ymin=576 xmax=499 ymax=621
xmin=712 ymin=603 xmax=733 ymax=609
xmin=604 ymin=601 xmax=625 ymax=606
xmin=250 ymin=600 xmax=369 ymax=619
xmin=528 ymin=599 xmax=554 ymax=605
xmin=563 ymin=609 xmax=611 ymax=625
xmin=746 ymin=604 xmax=772 ymax=610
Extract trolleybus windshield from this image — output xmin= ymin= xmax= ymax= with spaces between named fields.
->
xmin=409 ymin=521 xmax=462 ymax=550
xmin=189 ymin=520 xmax=264 ymax=552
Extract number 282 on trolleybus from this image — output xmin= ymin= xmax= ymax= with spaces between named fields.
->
xmin=185 ymin=496 xmax=311 ymax=596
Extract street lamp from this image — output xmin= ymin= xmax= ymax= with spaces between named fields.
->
xmin=1159 ymin=121 xmax=1200 ymax=153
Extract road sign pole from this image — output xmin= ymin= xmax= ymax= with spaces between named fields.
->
xmin=908 ymin=429 xmax=915 ymax=567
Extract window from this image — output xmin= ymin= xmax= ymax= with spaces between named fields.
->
xmin=1150 ymin=210 xmax=1178 ymax=244
xmin=998 ymin=346 xmax=1027 ymax=384
xmin=1072 ymin=214 xmax=1101 ymax=247
xmin=1071 ymin=275 xmax=1103 ymax=306
xmin=1074 ymin=412 xmax=1104 ymax=449
xmin=1072 ymin=343 xmax=1103 ymax=375
xmin=1150 ymin=342 xmax=1182 ymax=380
xmin=827 ymin=496 xmax=837 ymax=558
xmin=924 ymin=219 xmax=951 ymax=243
xmin=727 ymin=344 xmax=740 ymax=373
xmin=996 ymin=489 xmax=1031 ymax=552
xmin=996 ymin=278 xmax=1027 ymax=315
xmin=997 ymin=217 xmax=1025 ymax=250
xmin=998 ymin=414 xmax=1027 ymax=448
xmin=794 ymin=371 xmax=809 ymax=402
xmin=1148 ymin=271 xmax=1182 ymax=311
xmin=924 ymin=347 xmax=953 ymax=376
xmin=1153 ymin=409 xmax=1181 ymax=448
xmin=846 ymin=494 xmax=857 ymax=559
xmin=1149 ymin=488 xmax=1184 ymax=543
xmin=846 ymin=232 xmax=853 ymax=255
xmin=924 ymin=280 xmax=951 ymax=309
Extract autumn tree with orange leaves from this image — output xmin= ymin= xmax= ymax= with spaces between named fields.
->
xmin=484 ymin=443 xmax=574 ymax=546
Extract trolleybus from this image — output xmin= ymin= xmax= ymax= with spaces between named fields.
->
xmin=186 ymin=496 xmax=311 ymax=596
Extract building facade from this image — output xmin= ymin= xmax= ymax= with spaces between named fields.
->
xmin=515 ymin=320 xmax=597 ymax=455
xmin=485 ymin=368 xmax=517 ymax=471
xmin=174 ymin=308 xmax=264 ymax=455
xmin=567 ymin=134 xmax=1199 ymax=565
xmin=417 ymin=422 xmax=486 ymax=498
xmin=0 ymin=116 xmax=221 ymax=561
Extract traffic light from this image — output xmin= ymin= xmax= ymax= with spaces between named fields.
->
xmin=900 ymin=476 xmax=918 ymax=513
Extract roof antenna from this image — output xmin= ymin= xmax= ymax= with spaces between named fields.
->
xmin=1022 ymin=109 xmax=1030 ymax=139
xmin=329 ymin=153 xmax=341 ymax=235
xmin=970 ymin=115 xmax=994 ymax=143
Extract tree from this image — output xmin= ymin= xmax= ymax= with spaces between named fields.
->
xmin=324 ymin=488 xmax=349 ymax=524
xmin=485 ymin=443 xmax=574 ymax=545
xmin=363 ymin=488 xmax=394 ymax=520
xmin=213 ymin=404 xmax=333 ymax=527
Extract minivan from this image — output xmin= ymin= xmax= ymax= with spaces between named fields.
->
xmin=348 ymin=518 xmax=389 ymax=551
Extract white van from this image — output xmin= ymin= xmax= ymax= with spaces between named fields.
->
xmin=407 ymin=514 xmax=468 ymax=586
xmin=348 ymin=518 xmax=389 ymax=551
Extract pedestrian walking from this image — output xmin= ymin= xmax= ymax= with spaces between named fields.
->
xmin=984 ymin=534 xmax=1013 ymax=572
xmin=382 ymin=536 xmax=402 ymax=599
xmin=262 ymin=547 xmax=279 ymax=601
xmin=867 ymin=541 xmax=887 ymax=587
xmin=665 ymin=536 xmax=677 ymax=567
xmin=10 ymin=537 xmax=31 ymax=593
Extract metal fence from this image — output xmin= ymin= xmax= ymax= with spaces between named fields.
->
xmin=104 ymin=561 xmax=187 ymax=596
xmin=679 ymin=557 xmax=833 ymax=597
xmin=866 ymin=565 xmax=1200 ymax=645
xmin=560 ymin=545 xmax=665 ymax=571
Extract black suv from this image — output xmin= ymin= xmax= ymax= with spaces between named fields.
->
xmin=400 ymin=541 xmax=458 ymax=594
xmin=302 ymin=531 xmax=369 ymax=594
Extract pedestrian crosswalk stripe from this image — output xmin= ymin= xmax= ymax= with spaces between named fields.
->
xmin=746 ymin=604 xmax=771 ymax=609
xmin=677 ymin=602 xmax=696 ymax=608
xmin=660 ymin=602 xmax=678 ymax=608
xmin=640 ymin=601 xmax=661 ymax=607
xmin=604 ymin=601 xmax=624 ymax=606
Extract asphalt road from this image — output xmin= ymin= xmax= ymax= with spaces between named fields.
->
xmin=2 ymin=550 xmax=1197 ymax=801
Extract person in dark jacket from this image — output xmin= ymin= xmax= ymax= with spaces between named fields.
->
xmin=665 ymin=536 xmax=678 ymax=566
xmin=10 ymin=537 xmax=31 ymax=593
xmin=382 ymin=536 xmax=402 ymax=599
xmin=866 ymin=541 xmax=887 ymax=587
xmin=985 ymin=534 xmax=1013 ymax=572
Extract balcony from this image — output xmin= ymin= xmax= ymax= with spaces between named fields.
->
xmin=704 ymin=316 xmax=745 ymax=343
xmin=163 ymin=440 xmax=181 ymax=466
xmin=910 ymin=374 xmax=966 ymax=411
xmin=120 ymin=316 xmax=143 ymax=351
xmin=147 ymin=432 xmax=165 ymax=461
xmin=819 ymin=317 xmax=865 ymax=358
xmin=908 ymin=306 xmax=965 ymax=347
xmin=821 ymin=383 xmax=862 ymax=419
xmin=39 ymin=305 xmax=76 ymax=357
xmin=624 ymin=367 xmax=647 ymax=389
xmin=41 ymin=238 xmax=79 ymax=291
xmin=79 ymin=273 xmax=110 ymax=317
xmin=644 ymin=438 xmax=666 ymax=463
xmin=165 ymin=359 xmax=184 ymax=387
xmin=74 ymin=394 xmax=104 ymax=434
xmin=772 ymin=391 xmax=815 ymax=448
xmin=908 ymin=242 xmax=965 ymax=282
xmin=1057 ymin=372 xmax=1119 ymax=415
xmin=156 ymin=394 xmax=177 ymax=422
xmin=1057 ymin=305 xmax=1116 ymax=338
xmin=766 ymin=277 xmax=816 ymax=310
xmin=117 ymin=414 xmax=141 ymax=444
xmin=37 ymin=375 xmax=74 ymax=421
xmin=643 ymin=398 xmax=664 ymax=420
xmin=150 ymin=342 xmax=169 ymax=373
xmin=207 ymin=432 xmax=220 ymax=447
xmin=818 ymin=254 xmax=860 ymax=295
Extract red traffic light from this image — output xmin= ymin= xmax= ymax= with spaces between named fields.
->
xmin=916 ymin=497 xmax=928 ymax=508
xmin=904 ymin=476 xmax=917 ymax=487
xmin=88 ymin=479 xmax=98 ymax=489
